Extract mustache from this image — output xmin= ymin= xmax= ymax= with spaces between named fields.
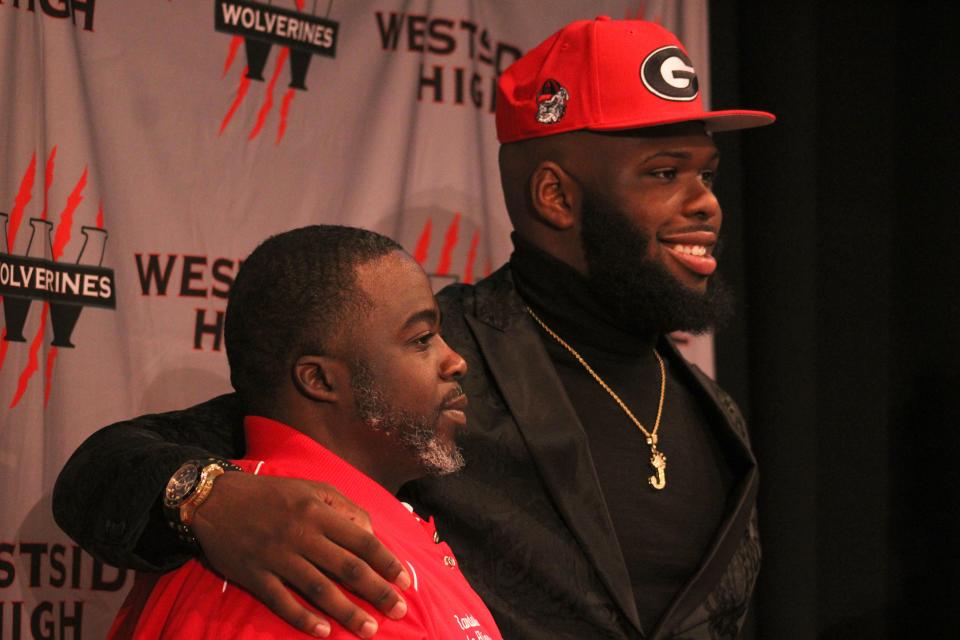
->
xmin=667 ymin=222 xmax=720 ymax=235
xmin=442 ymin=385 xmax=465 ymax=406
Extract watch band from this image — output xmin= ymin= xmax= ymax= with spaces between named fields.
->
xmin=179 ymin=463 xmax=225 ymax=527
xmin=164 ymin=458 xmax=241 ymax=546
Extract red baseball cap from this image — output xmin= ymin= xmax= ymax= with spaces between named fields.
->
xmin=496 ymin=16 xmax=775 ymax=143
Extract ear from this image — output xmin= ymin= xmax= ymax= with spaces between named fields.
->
xmin=292 ymin=354 xmax=343 ymax=403
xmin=529 ymin=161 xmax=582 ymax=231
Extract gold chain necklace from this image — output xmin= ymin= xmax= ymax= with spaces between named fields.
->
xmin=526 ymin=307 xmax=668 ymax=490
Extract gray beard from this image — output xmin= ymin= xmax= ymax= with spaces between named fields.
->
xmin=351 ymin=360 xmax=465 ymax=476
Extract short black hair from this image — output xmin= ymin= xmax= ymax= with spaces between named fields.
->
xmin=225 ymin=225 xmax=402 ymax=406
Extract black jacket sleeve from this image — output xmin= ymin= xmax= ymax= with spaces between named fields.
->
xmin=52 ymin=393 xmax=246 ymax=572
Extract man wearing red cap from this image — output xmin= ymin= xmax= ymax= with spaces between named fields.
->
xmin=55 ymin=17 xmax=773 ymax=640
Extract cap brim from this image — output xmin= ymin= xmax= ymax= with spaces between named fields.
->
xmin=586 ymin=109 xmax=776 ymax=135
xmin=700 ymin=109 xmax=776 ymax=132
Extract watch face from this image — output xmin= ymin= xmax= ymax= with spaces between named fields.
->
xmin=164 ymin=462 xmax=201 ymax=506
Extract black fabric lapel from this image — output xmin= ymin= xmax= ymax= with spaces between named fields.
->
xmin=464 ymin=269 xmax=643 ymax=634
xmin=650 ymin=339 xmax=760 ymax=638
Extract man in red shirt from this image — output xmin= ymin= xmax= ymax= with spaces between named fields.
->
xmin=109 ymin=225 xmax=502 ymax=639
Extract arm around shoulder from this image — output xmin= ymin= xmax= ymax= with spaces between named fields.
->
xmin=52 ymin=393 xmax=245 ymax=571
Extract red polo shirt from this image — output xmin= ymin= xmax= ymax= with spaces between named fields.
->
xmin=110 ymin=416 xmax=502 ymax=639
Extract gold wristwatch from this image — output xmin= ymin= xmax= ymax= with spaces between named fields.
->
xmin=163 ymin=458 xmax=241 ymax=545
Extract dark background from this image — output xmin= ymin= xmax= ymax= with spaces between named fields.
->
xmin=709 ymin=1 xmax=959 ymax=638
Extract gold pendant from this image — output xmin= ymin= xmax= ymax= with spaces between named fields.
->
xmin=648 ymin=448 xmax=667 ymax=490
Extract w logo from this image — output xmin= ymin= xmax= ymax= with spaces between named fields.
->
xmin=0 ymin=148 xmax=116 ymax=409
xmin=214 ymin=0 xmax=340 ymax=143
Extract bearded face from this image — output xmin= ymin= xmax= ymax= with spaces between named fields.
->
xmin=579 ymin=185 xmax=734 ymax=335
xmin=350 ymin=359 xmax=465 ymax=477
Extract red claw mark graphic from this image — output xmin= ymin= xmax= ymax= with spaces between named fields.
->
xmin=463 ymin=230 xmax=480 ymax=284
xmin=53 ymin=166 xmax=86 ymax=260
xmin=413 ymin=219 xmax=432 ymax=265
xmin=223 ymin=36 xmax=242 ymax=77
xmin=220 ymin=68 xmax=251 ymax=136
xmin=276 ymin=89 xmax=296 ymax=144
xmin=435 ymin=213 xmax=461 ymax=276
xmin=10 ymin=306 xmax=47 ymax=409
xmin=0 ymin=329 xmax=8 ymax=371
xmin=40 ymin=146 xmax=57 ymax=221
xmin=250 ymin=49 xmax=290 ymax=140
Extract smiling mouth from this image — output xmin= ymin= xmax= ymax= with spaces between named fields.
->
xmin=663 ymin=244 xmax=717 ymax=276
xmin=660 ymin=231 xmax=718 ymax=277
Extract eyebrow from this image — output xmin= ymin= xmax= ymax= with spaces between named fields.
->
xmin=400 ymin=307 xmax=440 ymax=332
xmin=641 ymin=149 xmax=721 ymax=163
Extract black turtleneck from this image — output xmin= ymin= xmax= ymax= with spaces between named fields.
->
xmin=509 ymin=235 xmax=734 ymax=634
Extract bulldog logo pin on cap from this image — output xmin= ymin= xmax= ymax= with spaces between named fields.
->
xmin=535 ymin=79 xmax=570 ymax=124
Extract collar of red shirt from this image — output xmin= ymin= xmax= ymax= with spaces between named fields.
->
xmin=243 ymin=415 xmax=421 ymax=525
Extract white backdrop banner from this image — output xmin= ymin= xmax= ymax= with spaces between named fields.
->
xmin=0 ymin=1 xmax=709 ymax=637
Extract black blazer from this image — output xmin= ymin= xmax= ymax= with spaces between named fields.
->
xmin=404 ymin=265 xmax=761 ymax=639
xmin=53 ymin=264 xmax=759 ymax=639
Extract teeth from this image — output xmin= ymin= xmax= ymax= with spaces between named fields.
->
xmin=672 ymin=244 xmax=708 ymax=257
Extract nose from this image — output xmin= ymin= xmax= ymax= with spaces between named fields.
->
xmin=685 ymin=180 xmax=722 ymax=227
xmin=439 ymin=336 xmax=468 ymax=380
